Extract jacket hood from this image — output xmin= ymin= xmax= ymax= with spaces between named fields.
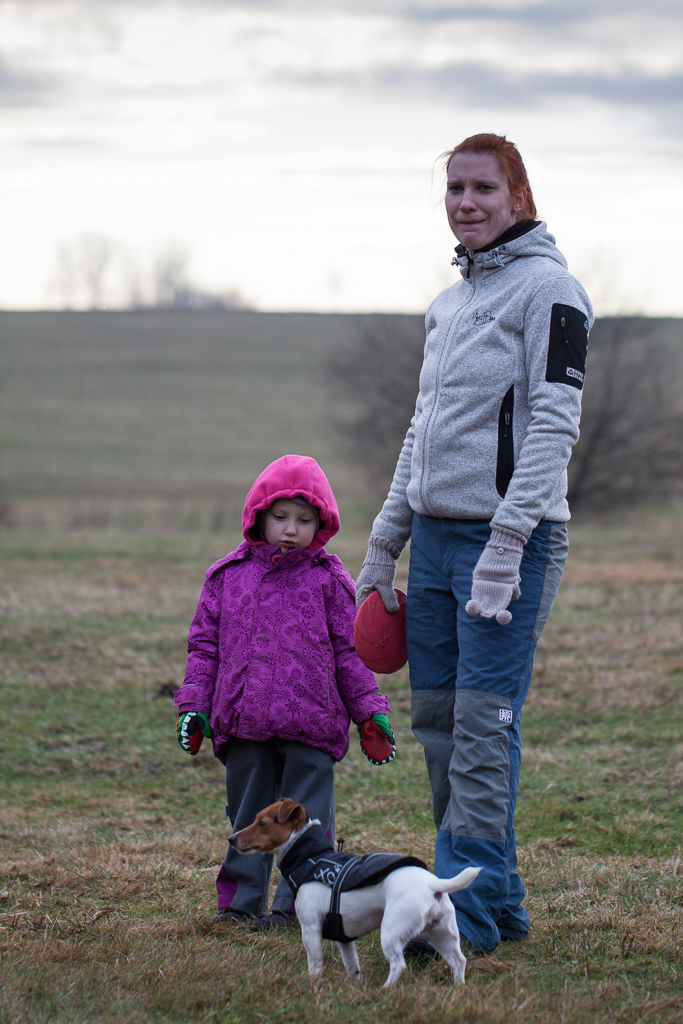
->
xmin=242 ymin=454 xmax=340 ymax=550
xmin=453 ymin=221 xmax=567 ymax=278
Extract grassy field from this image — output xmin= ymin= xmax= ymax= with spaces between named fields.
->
xmin=0 ymin=310 xmax=379 ymax=531
xmin=1 ymin=507 xmax=683 ymax=1024
xmin=1 ymin=312 xmax=683 ymax=1022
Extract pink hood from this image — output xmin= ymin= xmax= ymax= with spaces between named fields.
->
xmin=242 ymin=454 xmax=341 ymax=551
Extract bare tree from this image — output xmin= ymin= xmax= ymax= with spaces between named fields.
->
xmin=152 ymin=242 xmax=191 ymax=308
xmin=51 ymin=234 xmax=116 ymax=309
xmin=328 ymin=315 xmax=425 ymax=496
xmin=50 ymin=235 xmax=252 ymax=311
xmin=328 ymin=315 xmax=683 ymax=509
xmin=78 ymin=235 xmax=116 ymax=309
xmin=568 ymin=317 xmax=683 ymax=507
xmin=52 ymin=243 xmax=78 ymax=309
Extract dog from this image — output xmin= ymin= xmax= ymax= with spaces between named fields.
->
xmin=229 ymin=798 xmax=481 ymax=987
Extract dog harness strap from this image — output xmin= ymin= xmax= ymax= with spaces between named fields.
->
xmin=322 ymin=857 xmax=361 ymax=943
xmin=328 ymin=856 xmax=361 ymax=916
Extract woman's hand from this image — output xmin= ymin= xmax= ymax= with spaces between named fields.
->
xmin=355 ymin=537 xmax=401 ymax=611
xmin=466 ymin=526 xmax=524 ymax=625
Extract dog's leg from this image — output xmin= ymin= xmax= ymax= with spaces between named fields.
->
xmin=379 ymin=909 xmax=414 ymax=988
xmin=379 ymin=897 xmax=427 ymax=987
xmin=337 ymin=941 xmax=361 ymax=980
xmin=301 ymin=925 xmax=324 ymax=980
xmin=379 ymin=932 xmax=408 ymax=988
xmin=425 ymin=918 xmax=467 ymax=985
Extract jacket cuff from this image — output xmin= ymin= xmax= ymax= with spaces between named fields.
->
xmin=366 ymin=536 xmax=402 ymax=564
xmin=488 ymin=525 xmax=526 ymax=551
xmin=172 ymin=682 xmax=213 ymax=714
xmin=347 ymin=693 xmax=392 ymax=725
xmin=489 ymin=519 xmax=529 ymax=545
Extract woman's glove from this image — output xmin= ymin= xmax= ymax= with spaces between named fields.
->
xmin=355 ymin=537 xmax=401 ymax=612
xmin=358 ymin=714 xmax=396 ymax=765
xmin=176 ymin=712 xmax=214 ymax=755
xmin=466 ymin=526 xmax=524 ymax=625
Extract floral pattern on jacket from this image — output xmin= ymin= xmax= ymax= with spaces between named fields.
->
xmin=174 ymin=540 xmax=390 ymax=763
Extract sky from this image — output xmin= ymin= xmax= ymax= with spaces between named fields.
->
xmin=0 ymin=0 xmax=681 ymax=314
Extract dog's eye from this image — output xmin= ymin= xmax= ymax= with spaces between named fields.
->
xmin=258 ymin=820 xmax=266 ymax=827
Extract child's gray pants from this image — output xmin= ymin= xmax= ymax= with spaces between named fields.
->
xmin=216 ymin=736 xmax=335 ymax=916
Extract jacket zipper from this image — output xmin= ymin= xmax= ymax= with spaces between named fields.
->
xmin=419 ymin=273 xmax=479 ymax=513
xmin=495 ymin=384 xmax=515 ymax=498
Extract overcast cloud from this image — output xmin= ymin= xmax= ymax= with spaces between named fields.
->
xmin=0 ymin=0 xmax=681 ymax=312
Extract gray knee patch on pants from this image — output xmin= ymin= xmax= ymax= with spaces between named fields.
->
xmin=411 ymin=689 xmax=455 ymax=829
xmin=442 ymin=689 xmax=512 ymax=842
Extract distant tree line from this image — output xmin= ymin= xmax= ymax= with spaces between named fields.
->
xmin=328 ymin=314 xmax=683 ymax=509
xmin=50 ymin=234 xmax=251 ymax=312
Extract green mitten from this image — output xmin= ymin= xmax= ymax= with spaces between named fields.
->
xmin=177 ymin=712 xmax=214 ymax=755
xmin=358 ymin=713 xmax=396 ymax=766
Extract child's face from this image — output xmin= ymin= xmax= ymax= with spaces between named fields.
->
xmin=263 ymin=498 xmax=318 ymax=553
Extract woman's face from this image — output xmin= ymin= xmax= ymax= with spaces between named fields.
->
xmin=445 ymin=152 xmax=525 ymax=251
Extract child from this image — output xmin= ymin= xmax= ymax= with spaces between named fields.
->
xmin=173 ymin=454 xmax=395 ymax=929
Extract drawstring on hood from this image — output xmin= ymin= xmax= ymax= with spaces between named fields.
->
xmin=451 ymin=218 xmax=541 ymax=277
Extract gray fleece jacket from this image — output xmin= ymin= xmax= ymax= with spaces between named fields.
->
xmin=372 ymin=222 xmax=593 ymax=549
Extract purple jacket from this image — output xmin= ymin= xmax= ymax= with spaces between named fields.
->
xmin=174 ymin=541 xmax=390 ymax=763
xmin=174 ymin=455 xmax=390 ymax=763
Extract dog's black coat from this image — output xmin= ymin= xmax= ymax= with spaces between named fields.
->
xmin=279 ymin=824 xmax=428 ymax=942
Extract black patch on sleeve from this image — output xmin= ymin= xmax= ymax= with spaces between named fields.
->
xmin=545 ymin=303 xmax=589 ymax=390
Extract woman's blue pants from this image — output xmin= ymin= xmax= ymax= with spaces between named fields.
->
xmin=407 ymin=514 xmax=568 ymax=952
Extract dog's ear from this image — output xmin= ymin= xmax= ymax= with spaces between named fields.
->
xmin=276 ymin=798 xmax=305 ymax=826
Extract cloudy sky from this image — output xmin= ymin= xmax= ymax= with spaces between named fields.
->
xmin=0 ymin=0 xmax=681 ymax=314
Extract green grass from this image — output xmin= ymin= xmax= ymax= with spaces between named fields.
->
xmin=0 ymin=311 xmax=376 ymax=531
xmin=2 ymin=514 xmax=683 ymax=1023
xmin=2 ymin=312 xmax=683 ymax=1019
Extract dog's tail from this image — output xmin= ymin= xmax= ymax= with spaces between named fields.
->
xmin=429 ymin=866 xmax=481 ymax=894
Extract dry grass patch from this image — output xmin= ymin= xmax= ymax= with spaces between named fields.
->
xmin=2 ymin=512 xmax=683 ymax=1021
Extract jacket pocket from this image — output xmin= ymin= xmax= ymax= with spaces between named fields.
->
xmin=495 ymin=384 xmax=515 ymax=498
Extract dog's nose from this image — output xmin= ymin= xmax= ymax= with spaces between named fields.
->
xmin=228 ymin=834 xmax=237 ymax=847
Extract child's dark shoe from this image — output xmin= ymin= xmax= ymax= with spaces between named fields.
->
xmin=403 ymin=932 xmax=441 ymax=961
xmin=403 ymin=931 xmax=475 ymax=960
xmin=250 ymin=910 xmax=297 ymax=931
xmin=211 ymin=909 xmax=250 ymax=924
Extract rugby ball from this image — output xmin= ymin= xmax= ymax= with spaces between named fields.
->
xmin=354 ymin=589 xmax=408 ymax=674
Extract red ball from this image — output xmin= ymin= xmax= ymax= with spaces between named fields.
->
xmin=353 ymin=589 xmax=408 ymax=674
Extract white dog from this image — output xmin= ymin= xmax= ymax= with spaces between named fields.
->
xmin=229 ymin=797 xmax=480 ymax=987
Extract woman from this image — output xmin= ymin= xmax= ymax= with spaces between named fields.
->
xmin=355 ymin=134 xmax=592 ymax=954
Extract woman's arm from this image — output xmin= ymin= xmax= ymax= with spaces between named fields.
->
xmin=322 ymin=571 xmax=392 ymax=723
xmin=355 ymin=393 xmax=423 ymax=609
xmin=467 ymin=276 xmax=592 ymax=624
xmin=491 ymin=277 xmax=593 ymax=541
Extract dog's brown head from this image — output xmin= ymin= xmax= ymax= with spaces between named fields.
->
xmin=228 ymin=799 xmax=308 ymax=854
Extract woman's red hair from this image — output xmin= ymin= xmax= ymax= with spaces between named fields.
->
xmin=443 ymin=134 xmax=537 ymax=221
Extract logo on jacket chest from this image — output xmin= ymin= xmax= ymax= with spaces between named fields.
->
xmin=472 ymin=309 xmax=496 ymax=326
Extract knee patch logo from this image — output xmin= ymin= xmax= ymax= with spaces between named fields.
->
xmin=499 ymin=708 xmax=513 ymax=724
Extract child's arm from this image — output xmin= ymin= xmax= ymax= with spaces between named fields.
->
xmin=173 ymin=573 xmax=223 ymax=718
xmin=322 ymin=569 xmax=395 ymax=763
